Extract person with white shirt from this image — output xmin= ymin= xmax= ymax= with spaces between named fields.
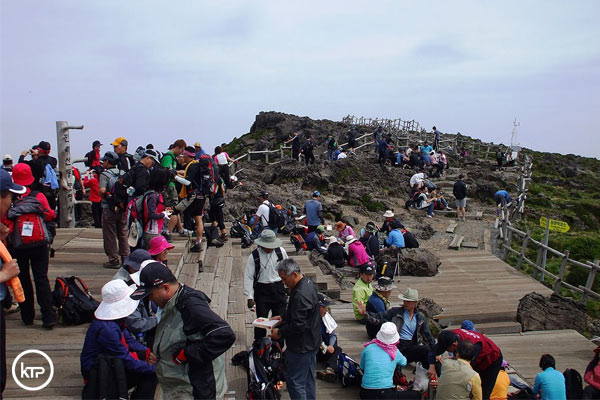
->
xmin=244 ymin=229 xmax=289 ymax=339
xmin=409 ymin=171 xmax=426 ymax=188
xmin=251 ymin=191 xmax=271 ymax=235
xmin=213 ymin=146 xmax=235 ymax=188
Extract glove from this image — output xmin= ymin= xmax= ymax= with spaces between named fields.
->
xmin=172 ymin=349 xmax=187 ymax=365
xmin=247 ymin=299 xmax=256 ymax=309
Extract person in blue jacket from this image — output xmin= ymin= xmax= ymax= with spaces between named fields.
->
xmin=385 ymin=221 xmax=405 ymax=248
xmin=80 ymin=279 xmax=157 ymax=398
xmin=532 ymin=354 xmax=566 ymax=400
xmin=494 ymin=190 xmax=511 ymax=207
xmin=306 ymin=225 xmax=327 ymax=254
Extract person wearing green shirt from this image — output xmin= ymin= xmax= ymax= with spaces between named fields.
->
xmin=161 ymin=140 xmax=186 ymax=239
xmin=352 ymin=264 xmax=375 ymax=321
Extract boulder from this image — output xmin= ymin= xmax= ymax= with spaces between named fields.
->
xmin=399 ymin=248 xmax=441 ymax=277
xmin=517 ymin=292 xmax=587 ymax=332
xmin=417 ymin=297 xmax=443 ymax=319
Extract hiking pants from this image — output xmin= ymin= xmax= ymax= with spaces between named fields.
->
xmin=254 ymin=281 xmax=286 ymax=339
xmin=91 ymin=202 xmax=102 ymax=228
xmin=304 ymin=152 xmax=315 ymax=165
xmin=398 ymin=340 xmax=431 ymax=369
xmin=327 ymin=149 xmax=334 ymax=161
xmin=478 ymin=353 xmax=503 ymax=400
xmin=13 ymin=246 xmax=56 ymax=325
xmin=292 ymin=146 xmax=300 ymax=161
xmin=102 ymin=208 xmax=130 ymax=263
xmin=126 ymin=370 xmax=157 ymax=399
xmin=286 ymin=350 xmax=317 ymax=400
xmin=316 ymin=344 xmax=342 ymax=370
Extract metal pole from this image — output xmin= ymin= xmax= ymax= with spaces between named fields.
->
xmin=56 ymin=121 xmax=84 ymax=228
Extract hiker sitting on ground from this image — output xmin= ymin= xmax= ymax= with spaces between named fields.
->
xmin=415 ymin=186 xmax=436 ymax=218
xmin=316 ymin=293 xmax=343 ymax=383
xmin=359 ymin=322 xmax=412 ymax=400
xmin=148 ymin=236 xmax=174 ymax=265
xmin=408 ymin=145 xmax=420 ymax=169
xmin=409 ymin=170 xmax=426 ymax=189
xmin=335 ymin=220 xmax=355 ymax=241
xmin=583 ymin=346 xmax=600 ymax=399
xmin=345 ymin=235 xmax=371 ymax=269
xmin=385 ymin=221 xmax=406 ymax=249
xmin=353 ymin=264 xmax=375 ymax=322
xmin=80 ymin=280 xmax=157 ymax=399
xmin=357 ymin=288 xmax=436 ymax=373
xmin=306 ymin=225 xmax=327 ymax=254
xmin=437 ymin=340 xmax=483 ymax=400
xmin=360 ymin=222 xmax=380 ymax=258
xmin=490 ymin=360 xmax=510 ymax=400
xmin=432 ymin=187 xmax=452 ymax=211
xmin=325 ymin=236 xmax=346 ymax=268
xmin=396 ymin=149 xmax=408 ymax=167
xmin=533 ymin=354 xmax=566 ymax=400
xmin=365 ymin=277 xmax=396 ymax=339
xmin=112 ymin=249 xmax=152 ymax=283
xmin=380 ymin=210 xmax=404 ymax=234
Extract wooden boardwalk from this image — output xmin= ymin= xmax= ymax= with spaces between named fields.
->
xmin=3 ymin=228 xmax=597 ymax=399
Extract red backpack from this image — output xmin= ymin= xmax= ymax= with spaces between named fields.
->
xmin=7 ymin=194 xmax=51 ymax=249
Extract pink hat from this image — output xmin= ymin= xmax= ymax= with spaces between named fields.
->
xmin=148 ymin=236 xmax=174 ymax=255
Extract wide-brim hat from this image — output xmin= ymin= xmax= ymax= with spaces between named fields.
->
xmin=398 ymin=288 xmax=419 ymax=302
xmin=345 ymin=235 xmax=357 ymax=245
xmin=11 ymin=163 xmax=34 ymax=186
xmin=383 ymin=210 xmax=394 ymax=218
xmin=148 ymin=235 xmax=174 ymax=255
xmin=254 ymin=229 xmax=282 ymax=249
xmin=373 ymin=277 xmax=396 ymax=292
xmin=327 ymin=236 xmax=338 ymax=245
xmin=376 ymin=322 xmax=400 ymax=345
xmin=128 ymin=221 xmax=142 ymax=247
xmin=95 ymin=280 xmax=139 ymax=320
xmin=335 ymin=221 xmax=346 ymax=231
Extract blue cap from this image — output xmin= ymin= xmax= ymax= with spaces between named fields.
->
xmin=0 ymin=169 xmax=25 ymax=194
xmin=124 ymin=249 xmax=152 ymax=272
xmin=100 ymin=151 xmax=119 ymax=165
xmin=312 ymin=190 xmax=321 ymax=197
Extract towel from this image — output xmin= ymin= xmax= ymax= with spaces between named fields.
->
xmin=322 ymin=312 xmax=337 ymax=334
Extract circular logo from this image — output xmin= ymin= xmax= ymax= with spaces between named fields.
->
xmin=11 ymin=349 xmax=54 ymax=391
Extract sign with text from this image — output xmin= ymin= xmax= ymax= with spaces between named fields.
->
xmin=539 ymin=217 xmax=570 ymax=233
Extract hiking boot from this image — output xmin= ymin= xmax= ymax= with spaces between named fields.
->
xmin=210 ymin=239 xmax=224 ymax=248
xmin=426 ymin=214 xmax=433 ymax=219
xmin=179 ymin=229 xmax=191 ymax=237
xmin=220 ymin=233 xmax=229 ymax=242
xmin=103 ymin=260 xmax=121 ymax=269
xmin=3 ymin=302 xmax=20 ymax=314
xmin=445 ymin=207 xmax=452 ymax=211
xmin=190 ymin=243 xmax=203 ymax=252
xmin=317 ymin=367 xmax=338 ymax=383
xmin=42 ymin=321 xmax=56 ymax=330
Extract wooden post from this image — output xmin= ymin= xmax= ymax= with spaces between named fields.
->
xmin=56 ymin=121 xmax=84 ymax=228
xmin=502 ymin=226 xmax=513 ymax=261
xmin=265 ymin=151 xmax=269 ymax=164
xmin=515 ymin=230 xmax=531 ymax=270
xmin=581 ymin=259 xmax=599 ymax=303
xmin=533 ymin=246 xmax=544 ymax=280
xmin=280 ymin=146 xmax=284 ymax=160
xmin=554 ymin=251 xmax=570 ymax=295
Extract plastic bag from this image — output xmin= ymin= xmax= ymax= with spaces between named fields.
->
xmin=413 ymin=362 xmax=429 ymax=392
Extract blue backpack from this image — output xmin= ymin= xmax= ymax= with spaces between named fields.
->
xmin=337 ymin=352 xmax=362 ymax=387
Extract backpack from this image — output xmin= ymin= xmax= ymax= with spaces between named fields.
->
xmin=82 ymin=354 xmax=129 ymax=400
xmin=252 ymin=248 xmax=283 ymax=288
xmin=52 ymin=276 xmax=99 ymax=325
xmin=290 ymin=233 xmax=307 ymax=252
xmin=197 ymin=154 xmax=217 ymax=196
xmin=126 ymin=190 xmax=155 ymax=228
xmin=376 ymin=259 xmax=397 ymax=279
xmin=402 ymin=229 xmax=419 ymax=248
xmin=327 ymin=138 xmax=337 ymax=150
xmin=247 ymin=337 xmax=285 ymax=400
xmin=267 ymin=203 xmax=287 ymax=230
xmin=39 ymin=162 xmax=59 ymax=190
xmin=563 ymin=368 xmax=583 ymax=400
xmin=102 ymin=169 xmax=130 ymax=211
xmin=337 ymin=352 xmax=362 ymax=387
xmin=7 ymin=194 xmax=52 ymax=249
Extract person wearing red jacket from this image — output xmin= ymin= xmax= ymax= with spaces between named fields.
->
xmin=9 ymin=163 xmax=56 ymax=329
xmin=430 ymin=328 xmax=503 ymax=400
xmin=84 ymin=167 xmax=102 ymax=228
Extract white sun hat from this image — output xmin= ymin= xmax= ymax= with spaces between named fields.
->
xmin=376 ymin=322 xmax=400 ymax=345
xmin=94 ymin=279 xmax=139 ymax=320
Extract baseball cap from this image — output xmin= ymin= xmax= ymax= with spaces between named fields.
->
xmin=259 ymin=190 xmax=269 ymax=198
xmin=0 ymin=169 xmax=25 ymax=194
xmin=123 ymin=249 xmax=152 ymax=272
xmin=130 ymin=262 xmax=177 ymax=300
xmin=100 ymin=151 xmax=119 ymax=165
xmin=143 ymin=149 xmax=160 ymax=163
xmin=3 ymin=154 xmax=12 ymax=162
xmin=318 ymin=293 xmax=331 ymax=307
xmin=37 ymin=141 xmax=51 ymax=151
xmin=359 ymin=264 xmax=375 ymax=275
xmin=312 ymin=190 xmax=321 ymax=197
xmin=111 ymin=137 xmax=128 ymax=147
xmin=92 ymin=140 xmax=102 ymax=148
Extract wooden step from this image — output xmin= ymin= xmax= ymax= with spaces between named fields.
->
xmin=447 ymin=321 xmax=522 ymax=335
xmin=435 ymin=310 xmax=517 ymax=326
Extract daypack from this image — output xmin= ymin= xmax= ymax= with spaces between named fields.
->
xmin=290 ymin=233 xmax=307 ymax=252
xmin=327 ymin=138 xmax=337 ymax=150
xmin=267 ymin=203 xmax=287 ymax=230
xmin=126 ymin=190 xmax=155 ymax=228
xmin=102 ymin=169 xmax=130 ymax=211
xmin=40 ymin=162 xmax=59 ymax=190
xmin=402 ymin=229 xmax=420 ymax=248
xmin=247 ymin=337 xmax=285 ymax=400
xmin=404 ymin=191 xmax=423 ymax=210
xmin=337 ymin=352 xmax=362 ymax=387
xmin=376 ymin=259 xmax=397 ymax=279
xmin=563 ymin=368 xmax=583 ymax=400
xmin=52 ymin=276 xmax=99 ymax=325
xmin=197 ymin=154 xmax=217 ymax=196
xmin=252 ymin=247 xmax=283 ymax=288
xmin=82 ymin=354 xmax=129 ymax=400
xmin=7 ymin=194 xmax=52 ymax=249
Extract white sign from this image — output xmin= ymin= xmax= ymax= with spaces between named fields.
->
xmin=12 ymin=349 xmax=54 ymax=391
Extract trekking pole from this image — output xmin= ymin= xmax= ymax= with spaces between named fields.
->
xmin=0 ymin=241 xmax=25 ymax=302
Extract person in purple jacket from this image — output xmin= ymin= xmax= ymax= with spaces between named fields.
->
xmin=80 ymin=279 xmax=157 ymax=399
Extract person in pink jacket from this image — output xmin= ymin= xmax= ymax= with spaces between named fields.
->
xmin=345 ymin=236 xmax=371 ymax=268
xmin=336 ymin=221 xmax=355 ymax=241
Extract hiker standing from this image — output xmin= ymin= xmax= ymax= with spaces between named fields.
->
xmin=347 ymin=126 xmax=357 ymax=155
xmin=271 ymin=259 xmax=321 ymax=400
xmin=84 ymin=140 xmax=102 ymax=168
xmin=99 ymin=151 xmax=129 ymax=268
xmin=453 ymin=174 xmax=468 ymax=221
xmin=285 ymin=131 xmax=302 ymax=161
xmin=111 ymin=137 xmax=135 ymax=172
xmin=432 ymin=126 xmax=440 ymax=151
xmin=326 ymin=134 xmax=338 ymax=161
xmin=244 ymin=230 xmax=289 ymax=339
xmin=301 ymin=136 xmax=315 ymax=165
xmin=304 ymin=190 xmax=323 ymax=233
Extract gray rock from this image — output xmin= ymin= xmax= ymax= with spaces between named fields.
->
xmin=517 ymin=292 xmax=587 ymax=333
xmin=418 ymin=297 xmax=444 ymax=319
xmin=399 ymin=248 xmax=441 ymax=277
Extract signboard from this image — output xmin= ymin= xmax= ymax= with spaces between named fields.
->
xmin=539 ymin=217 xmax=570 ymax=233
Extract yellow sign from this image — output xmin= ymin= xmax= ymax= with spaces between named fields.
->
xmin=539 ymin=217 xmax=570 ymax=233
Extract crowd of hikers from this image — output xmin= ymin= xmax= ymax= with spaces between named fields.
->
xmin=0 ymin=126 xmax=596 ymax=400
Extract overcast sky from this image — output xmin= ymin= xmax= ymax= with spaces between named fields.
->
xmin=1 ymin=1 xmax=599 ymax=161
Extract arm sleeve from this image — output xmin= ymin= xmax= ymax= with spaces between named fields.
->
xmin=123 ymin=328 xmax=149 ymax=353
xmin=279 ymin=294 xmax=314 ymax=340
xmin=180 ymin=295 xmax=236 ymax=364
xmin=35 ymin=193 xmax=56 ymax=221
xmin=532 ymin=374 xmax=541 ymax=395
xmin=243 ymin=254 xmax=256 ymax=299
xmin=125 ymin=306 xmax=159 ymax=334
xmin=97 ymin=327 xmax=155 ymax=374
xmin=470 ymin=373 xmax=483 ymax=400
xmin=328 ymin=333 xmax=337 ymax=347
xmin=360 ymin=348 xmax=366 ymax=371
xmin=363 ymin=307 xmax=387 ymax=326
xmin=395 ymin=350 xmax=407 ymax=367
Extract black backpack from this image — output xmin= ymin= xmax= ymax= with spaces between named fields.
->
xmin=267 ymin=204 xmax=287 ymax=230
xmin=247 ymin=337 xmax=285 ymax=400
xmin=82 ymin=354 xmax=129 ymax=400
xmin=563 ymin=368 xmax=583 ymax=400
xmin=102 ymin=169 xmax=131 ymax=211
xmin=402 ymin=230 xmax=420 ymax=248
xmin=53 ymin=276 xmax=99 ymax=325
xmin=252 ymin=248 xmax=283 ymax=288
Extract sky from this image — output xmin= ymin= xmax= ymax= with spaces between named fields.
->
xmin=1 ymin=1 xmax=599 ymax=161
